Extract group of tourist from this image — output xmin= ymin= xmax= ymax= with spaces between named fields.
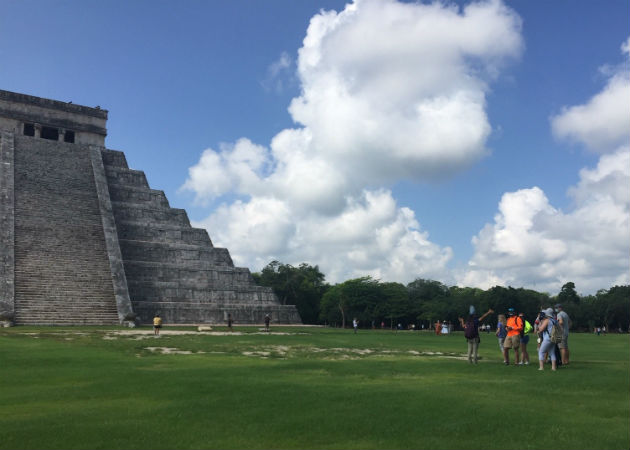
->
xmin=460 ymin=304 xmax=571 ymax=369
xmin=151 ymin=306 xmax=572 ymax=370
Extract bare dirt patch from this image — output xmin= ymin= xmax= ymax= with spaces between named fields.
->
xmin=144 ymin=347 xmax=206 ymax=355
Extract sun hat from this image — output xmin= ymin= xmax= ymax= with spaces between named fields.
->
xmin=544 ymin=307 xmax=554 ymax=317
xmin=469 ymin=305 xmax=476 ymax=315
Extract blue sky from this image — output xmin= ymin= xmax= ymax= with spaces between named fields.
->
xmin=1 ymin=0 xmax=628 ymax=295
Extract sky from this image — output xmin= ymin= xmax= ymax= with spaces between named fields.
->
xmin=1 ymin=0 xmax=628 ymax=295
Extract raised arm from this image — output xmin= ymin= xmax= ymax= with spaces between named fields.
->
xmin=478 ymin=309 xmax=494 ymax=322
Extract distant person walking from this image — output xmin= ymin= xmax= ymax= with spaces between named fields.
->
xmin=537 ymin=308 xmax=558 ymax=371
xmin=496 ymin=314 xmax=507 ymax=363
xmin=227 ymin=313 xmax=234 ymax=332
xmin=435 ymin=320 xmax=441 ymax=336
xmin=264 ymin=314 xmax=271 ymax=332
xmin=153 ymin=314 xmax=162 ymax=336
xmin=353 ymin=318 xmax=359 ymax=333
xmin=458 ymin=306 xmax=493 ymax=364
xmin=555 ymin=304 xmax=571 ymax=365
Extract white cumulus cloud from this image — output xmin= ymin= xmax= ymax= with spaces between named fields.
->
xmin=194 ymin=189 xmax=453 ymax=284
xmin=180 ymin=138 xmax=270 ymax=205
xmin=462 ymin=37 xmax=630 ymax=294
xmin=551 ymin=38 xmax=630 ymax=153
xmin=182 ymin=0 xmax=522 ymax=283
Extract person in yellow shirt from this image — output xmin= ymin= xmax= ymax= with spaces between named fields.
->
xmin=153 ymin=314 xmax=162 ymax=336
xmin=503 ymin=308 xmax=523 ymax=365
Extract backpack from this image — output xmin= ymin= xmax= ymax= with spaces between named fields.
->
xmin=464 ymin=317 xmax=479 ymax=340
xmin=523 ymin=320 xmax=533 ymax=335
xmin=549 ymin=318 xmax=563 ymax=344
xmin=513 ymin=316 xmax=525 ymax=336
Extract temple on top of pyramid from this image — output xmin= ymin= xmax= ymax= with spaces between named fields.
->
xmin=0 ymin=89 xmax=301 ymax=326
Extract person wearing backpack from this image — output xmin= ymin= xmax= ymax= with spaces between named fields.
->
xmin=537 ymin=307 xmax=558 ymax=371
xmin=458 ymin=306 xmax=493 ymax=364
xmin=518 ymin=312 xmax=532 ymax=365
xmin=504 ymin=308 xmax=524 ymax=365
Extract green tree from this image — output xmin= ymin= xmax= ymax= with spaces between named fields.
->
xmin=254 ymin=261 xmax=328 ymax=324
xmin=319 ymin=277 xmax=385 ymax=328
xmin=407 ymin=279 xmax=450 ymax=327
xmin=600 ymin=285 xmax=630 ymax=332
xmin=557 ymin=282 xmax=580 ymax=305
xmin=380 ymin=282 xmax=409 ymax=329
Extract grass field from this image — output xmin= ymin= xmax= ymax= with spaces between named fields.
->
xmin=1 ymin=326 xmax=628 ymax=450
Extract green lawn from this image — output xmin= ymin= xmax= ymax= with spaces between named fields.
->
xmin=1 ymin=326 xmax=628 ymax=450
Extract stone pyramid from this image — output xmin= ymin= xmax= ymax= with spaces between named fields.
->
xmin=0 ymin=89 xmax=301 ymax=326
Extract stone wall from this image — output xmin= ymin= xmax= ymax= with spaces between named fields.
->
xmin=0 ymin=132 xmax=15 ymax=320
xmin=88 ymin=145 xmax=134 ymax=323
xmin=0 ymin=89 xmax=300 ymax=326
xmin=12 ymin=136 xmax=119 ymax=325
xmin=0 ymin=90 xmax=107 ymax=146
xmin=102 ymin=149 xmax=301 ymax=324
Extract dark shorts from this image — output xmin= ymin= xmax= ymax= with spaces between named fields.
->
xmin=154 ymin=325 xmax=162 ymax=329
xmin=521 ymin=335 xmax=530 ymax=345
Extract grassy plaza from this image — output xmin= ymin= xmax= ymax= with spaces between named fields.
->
xmin=1 ymin=326 xmax=628 ymax=450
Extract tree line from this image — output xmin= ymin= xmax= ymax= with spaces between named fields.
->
xmin=253 ymin=261 xmax=629 ymax=332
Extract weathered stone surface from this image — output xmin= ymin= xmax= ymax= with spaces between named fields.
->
xmin=89 ymin=145 xmax=134 ymax=323
xmin=12 ymin=136 xmax=119 ymax=325
xmin=103 ymin=148 xmax=301 ymax=324
xmin=0 ymin=132 xmax=15 ymax=321
xmin=0 ymin=90 xmax=107 ymax=145
xmin=0 ymin=89 xmax=301 ymax=325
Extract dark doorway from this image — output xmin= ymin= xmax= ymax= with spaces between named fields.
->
xmin=64 ymin=130 xmax=75 ymax=143
xmin=40 ymin=126 xmax=59 ymax=141
xmin=23 ymin=123 xmax=35 ymax=136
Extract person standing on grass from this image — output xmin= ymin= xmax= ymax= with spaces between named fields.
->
xmin=264 ymin=314 xmax=271 ymax=332
xmin=555 ymin=304 xmax=571 ymax=366
xmin=435 ymin=320 xmax=441 ymax=336
xmin=537 ymin=308 xmax=558 ymax=371
xmin=534 ymin=312 xmax=543 ymax=352
xmin=227 ymin=313 xmax=234 ymax=332
xmin=458 ymin=306 xmax=493 ymax=364
xmin=353 ymin=318 xmax=359 ymax=333
xmin=496 ymin=314 xmax=507 ymax=363
xmin=518 ymin=312 xmax=532 ymax=365
xmin=153 ymin=314 xmax=162 ymax=336
xmin=503 ymin=308 xmax=523 ymax=365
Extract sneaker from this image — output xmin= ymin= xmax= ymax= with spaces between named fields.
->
xmin=538 ymin=368 xmax=544 ymax=371
xmin=518 ymin=362 xmax=524 ymax=365
xmin=524 ymin=361 xmax=530 ymax=365
xmin=504 ymin=361 xmax=509 ymax=365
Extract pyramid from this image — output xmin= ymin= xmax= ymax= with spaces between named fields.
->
xmin=0 ymin=89 xmax=301 ymax=326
